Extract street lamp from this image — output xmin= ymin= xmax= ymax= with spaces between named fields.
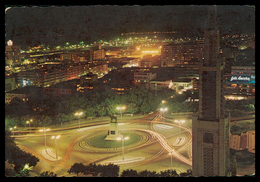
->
xmin=117 ymin=106 xmax=126 ymax=124
xmin=174 ymin=120 xmax=185 ymax=137
xmin=169 ymin=150 xmax=174 ymax=169
xmin=160 ymin=108 xmax=168 ymax=123
xmin=51 ymin=135 xmax=60 ymax=159
xmin=10 ymin=128 xmax=14 ymax=136
xmin=117 ymin=136 xmax=129 ymax=161
xmin=75 ymin=112 xmax=83 ymax=131
xmin=39 ymin=128 xmax=50 ymax=150
xmin=26 ymin=119 xmax=33 ymax=134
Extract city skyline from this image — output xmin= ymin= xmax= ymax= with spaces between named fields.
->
xmin=5 ymin=5 xmax=255 ymax=177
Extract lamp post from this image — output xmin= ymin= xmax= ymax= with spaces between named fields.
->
xmin=174 ymin=120 xmax=185 ymax=137
xmin=169 ymin=150 xmax=174 ymax=169
xmin=10 ymin=128 xmax=14 ymax=136
xmin=26 ymin=119 xmax=33 ymax=134
xmin=39 ymin=128 xmax=50 ymax=150
xmin=75 ymin=112 xmax=83 ymax=131
xmin=51 ymin=135 xmax=60 ymax=159
xmin=160 ymin=108 xmax=168 ymax=123
xmin=117 ymin=136 xmax=129 ymax=161
xmin=117 ymin=106 xmax=126 ymax=124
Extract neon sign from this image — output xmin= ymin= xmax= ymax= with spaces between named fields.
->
xmin=230 ymin=76 xmax=250 ymax=82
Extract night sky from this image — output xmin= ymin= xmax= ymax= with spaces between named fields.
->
xmin=5 ymin=5 xmax=255 ymax=47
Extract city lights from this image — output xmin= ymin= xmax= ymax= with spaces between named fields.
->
xmin=5 ymin=5 xmax=255 ymax=177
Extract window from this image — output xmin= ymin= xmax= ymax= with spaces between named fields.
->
xmin=203 ymin=133 xmax=213 ymax=143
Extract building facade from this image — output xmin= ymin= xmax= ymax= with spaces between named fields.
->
xmin=5 ymin=40 xmax=21 ymax=66
xmin=192 ymin=6 xmax=232 ymax=177
xmin=161 ymin=40 xmax=204 ymax=67
xmin=224 ymin=65 xmax=255 ymax=100
xmin=17 ymin=62 xmax=89 ymax=87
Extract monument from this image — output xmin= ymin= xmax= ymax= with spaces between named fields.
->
xmin=105 ymin=115 xmax=123 ymax=140
xmin=192 ymin=6 xmax=232 ymax=176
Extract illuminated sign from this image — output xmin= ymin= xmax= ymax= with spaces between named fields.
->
xmin=230 ymin=76 xmax=251 ymax=82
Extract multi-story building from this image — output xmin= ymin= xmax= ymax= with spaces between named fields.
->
xmin=93 ymin=49 xmax=106 ymax=60
xmin=5 ymin=76 xmax=16 ymax=92
xmin=60 ymin=50 xmax=93 ymax=63
xmin=17 ymin=62 xmax=89 ymax=87
xmin=224 ymin=65 xmax=255 ymax=100
xmin=192 ymin=6 xmax=232 ymax=177
xmin=134 ymin=71 xmax=157 ymax=84
xmin=161 ymin=40 xmax=204 ymax=67
xmin=230 ymin=130 xmax=255 ymax=153
xmin=5 ymin=40 xmax=21 ymax=66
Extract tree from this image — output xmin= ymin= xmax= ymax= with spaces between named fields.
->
xmin=83 ymin=163 xmax=100 ymax=177
xmin=159 ymin=169 xmax=179 ymax=177
xmin=99 ymin=163 xmax=119 ymax=177
xmin=120 ymin=169 xmax=138 ymax=177
xmin=5 ymin=130 xmax=39 ymax=173
xmin=37 ymin=171 xmax=57 ymax=177
xmin=179 ymin=169 xmax=192 ymax=177
xmin=67 ymin=162 xmax=85 ymax=176
xmin=138 ymin=169 xmax=158 ymax=177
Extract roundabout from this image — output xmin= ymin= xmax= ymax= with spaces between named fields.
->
xmin=77 ymin=129 xmax=152 ymax=153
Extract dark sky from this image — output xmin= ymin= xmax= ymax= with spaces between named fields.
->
xmin=5 ymin=5 xmax=255 ymax=47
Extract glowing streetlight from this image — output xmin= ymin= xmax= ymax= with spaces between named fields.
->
xmin=117 ymin=136 xmax=129 ymax=161
xmin=26 ymin=119 xmax=33 ymax=134
xmin=39 ymin=128 xmax=50 ymax=150
xmin=51 ymin=135 xmax=60 ymax=159
xmin=169 ymin=150 xmax=174 ymax=169
xmin=75 ymin=112 xmax=83 ymax=131
xmin=174 ymin=120 xmax=185 ymax=137
xmin=117 ymin=106 xmax=126 ymax=124
xmin=10 ymin=128 xmax=14 ymax=136
xmin=160 ymin=108 xmax=168 ymax=123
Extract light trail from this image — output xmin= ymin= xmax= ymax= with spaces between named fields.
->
xmin=149 ymin=113 xmax=192 ymax=166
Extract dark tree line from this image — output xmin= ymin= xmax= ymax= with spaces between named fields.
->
xmin=67 ymin=162 xmax=192 ymax=177
xmin=5 ymin=87 xmax=175 ymax=128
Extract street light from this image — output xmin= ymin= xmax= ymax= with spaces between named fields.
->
xmin=174 ymin=120 xmax=185 ymax=137
xmin=160 ymin=108 xmax=168 ymax=123
xmin=10 ymin=128 xmax=14 ymax=136
xmin=117 ymin=136 xmax=129 ymax=161
xmin=26 ymin=119 xmax=33 ymax=134
xmin=39 ymin=128 xmax=50 ymax=150
xmin=117 ymin=106 xmax=126 ymax=124
xmin=169 ymin=150 xmax=174 ymax=169
xmin=51 ymin=135 xmax=60 ymax=159
xmin=75 ymin=112 xmax=83 ymax=131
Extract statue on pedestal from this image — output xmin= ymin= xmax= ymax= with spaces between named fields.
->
xmin=105 ymin=115 xmax=122 ymax=140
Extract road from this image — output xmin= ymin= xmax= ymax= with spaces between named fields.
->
xmin=14 ymin=112 xmax=192 ymax=176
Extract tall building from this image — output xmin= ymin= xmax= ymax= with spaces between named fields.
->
xmin=161 ymin=40 xmax=204 ymax=67
xmin=192 ymin=6 xmax=232 ymax=176
xmin=5 ymin=40 xmax=21 ymax=66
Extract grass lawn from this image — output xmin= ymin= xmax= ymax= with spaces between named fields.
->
xmin=89 ymin=132 xmax=139 ymax=148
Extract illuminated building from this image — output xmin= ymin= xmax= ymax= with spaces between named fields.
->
xmin=5 ymin=40 xmax=21 ymax=66
xmin=161 ymin=40 xmax=204 ymax=67
xmin=93 ymin=44 xmax=106 ymax=60
xmin=17 ymin=62 xmax=89 ymax=87
xmin=192 ymin=6 xmax=232 ymax=177
xmin=224 ymin=65 xmax=255 ymax=100
xmin=230 ymin=130 xmax=255 ymax=153
xmin=134 ymin=70 xmax=157 ymax=84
